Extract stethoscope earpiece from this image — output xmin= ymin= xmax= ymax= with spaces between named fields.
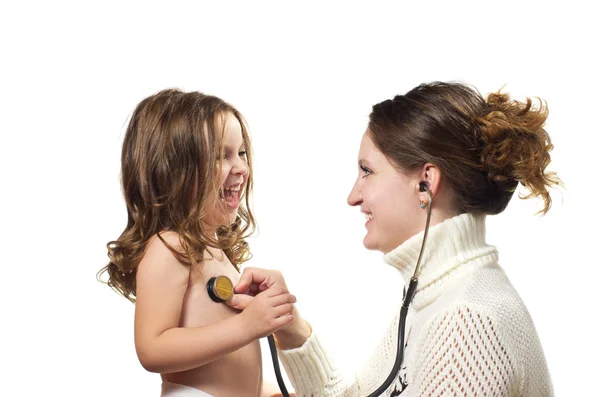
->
xmin=206 ymin=275 xmax=234 ymax=303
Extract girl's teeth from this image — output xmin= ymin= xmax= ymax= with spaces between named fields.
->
xmin=365 ymin=213 xmax=373 ymax=221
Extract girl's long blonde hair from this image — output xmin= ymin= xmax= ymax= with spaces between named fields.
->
xmin=97 ymin=89 xmax=256 ymax=302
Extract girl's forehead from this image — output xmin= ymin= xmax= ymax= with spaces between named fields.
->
xmin=223 ymin=116 xmax=242 ymax=136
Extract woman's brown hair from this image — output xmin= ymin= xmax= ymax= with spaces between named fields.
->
xmin=368 ymin=81 xmax=561 ymax=215
xmin=97 ymin=88 xmax=256 ymax=302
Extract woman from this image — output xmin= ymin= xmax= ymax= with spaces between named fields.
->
xmin=229 ymin=81 xmax=558 ymax=396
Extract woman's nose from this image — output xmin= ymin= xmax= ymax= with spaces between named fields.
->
xmin=347 ymin=180 xmax=362 ymax=206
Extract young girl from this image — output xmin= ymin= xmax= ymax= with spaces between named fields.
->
xmin=98 ymin=89 xmax=296 ymax=397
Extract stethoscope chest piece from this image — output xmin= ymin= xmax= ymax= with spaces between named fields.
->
xmin=207 ymin=275 xmax=234 ymax=303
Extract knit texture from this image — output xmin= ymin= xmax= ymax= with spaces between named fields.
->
xmin=279 ymin=213 xmax=553 ymax=396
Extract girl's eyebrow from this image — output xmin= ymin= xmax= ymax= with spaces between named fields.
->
xmin=223 ymin=143 xmax=246 ymax=151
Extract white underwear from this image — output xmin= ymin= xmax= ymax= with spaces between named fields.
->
xmin=161 ymin=381 xmax=214 ymax=397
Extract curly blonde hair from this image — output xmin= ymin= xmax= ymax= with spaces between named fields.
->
xmin=97 ymin=89 xmax=256 ymax=302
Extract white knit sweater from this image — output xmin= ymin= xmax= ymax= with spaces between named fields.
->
xmin=279 ymin=213 xmax=553 ymax=396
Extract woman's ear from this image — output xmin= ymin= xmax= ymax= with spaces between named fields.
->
xmin=416 ymin=163 xmax=441 ymax=204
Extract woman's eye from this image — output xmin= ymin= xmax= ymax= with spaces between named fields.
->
xmin=238 ymin=150 xmax=247 ymax=157
xmin=360 ymin=165 xmax=372 ymax=178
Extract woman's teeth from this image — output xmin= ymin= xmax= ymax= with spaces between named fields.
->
xmin=365 ymin=213 xmax=374 ymax=221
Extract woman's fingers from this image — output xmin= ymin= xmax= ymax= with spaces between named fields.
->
xmin=235 ymin=267 xmax=287 ymax=295
xmin=235 ymin=267 xmax=269 ymax=293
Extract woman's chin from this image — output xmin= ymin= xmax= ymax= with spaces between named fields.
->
xmin=363 ymin=234 xmax=378 ymax=251
xmin=363 ymin=234 xmax=393 ymax=253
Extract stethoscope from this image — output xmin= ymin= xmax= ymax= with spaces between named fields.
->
xmin=205 ymin=276 xmax=292 ymax=396
xmin=206 ymin=182 xmax=433 ymax=397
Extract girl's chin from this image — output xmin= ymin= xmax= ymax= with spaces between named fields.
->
xmin=218 ymin=210 xmax=239 ymax=227
xmin=203 ymin=211 xmax=239 ymax=230
xmin=227 ymin=213 xmax=238 ymax=225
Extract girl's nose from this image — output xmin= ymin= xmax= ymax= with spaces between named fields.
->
xmin=232 ymin=157 xmax=248 ymax=176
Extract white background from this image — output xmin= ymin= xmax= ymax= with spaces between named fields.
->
xmin=1 ymin=1 xmax=598 ymax=396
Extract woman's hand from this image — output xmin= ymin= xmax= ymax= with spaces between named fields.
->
xmin=227 ymin=267 xmax=312 ymax=349
xmin=227 ymin=267 xmax=291 ymax=310
xmin=233 ymin=267 xmax=290 ymax=296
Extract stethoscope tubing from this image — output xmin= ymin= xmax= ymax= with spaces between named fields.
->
xmin=268 ymin=334 xmax=291 ymax=397
xmin=363 ymin=183 xmax=432 ymax=396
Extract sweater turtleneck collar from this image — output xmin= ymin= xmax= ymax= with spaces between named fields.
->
xmin=383 ymin=212 xmax=498 ymax=309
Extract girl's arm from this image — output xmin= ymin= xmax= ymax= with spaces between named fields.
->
xmin=134 ymin=233 xmax=295 ymax=374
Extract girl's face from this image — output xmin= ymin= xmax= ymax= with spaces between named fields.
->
xmin=347 ymin=132 xmax=423 ymax=253
xmin=208 ymin=113 xmax=249 ymax=227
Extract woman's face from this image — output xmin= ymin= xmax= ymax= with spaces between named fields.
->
xmin=347 ymin=131 xmax=423 ymax=253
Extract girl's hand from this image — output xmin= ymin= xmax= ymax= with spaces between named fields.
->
xmin=227 ymin=267 xmax=312 ymax=349
xmin=239 ymin=287 xmax=296 ymax=338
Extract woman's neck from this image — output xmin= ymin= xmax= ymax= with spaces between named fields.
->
xmin=383 ymin=213 xmax=498 ymax=309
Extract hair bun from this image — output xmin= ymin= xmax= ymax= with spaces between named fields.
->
xmin=476 ymin=91 xmax=559 ymax=214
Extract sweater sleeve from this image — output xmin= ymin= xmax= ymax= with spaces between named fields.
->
xmin=278 ymin=311 xmax=401 ymax=397
xmin=409 ymin=304 xmax=517 ymax=397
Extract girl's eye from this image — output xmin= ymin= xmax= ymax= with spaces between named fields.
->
xmin=238 ymin=150 xmax=247 ymax=157
xmin=360 ymin=165 xmax=372 ymax=178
